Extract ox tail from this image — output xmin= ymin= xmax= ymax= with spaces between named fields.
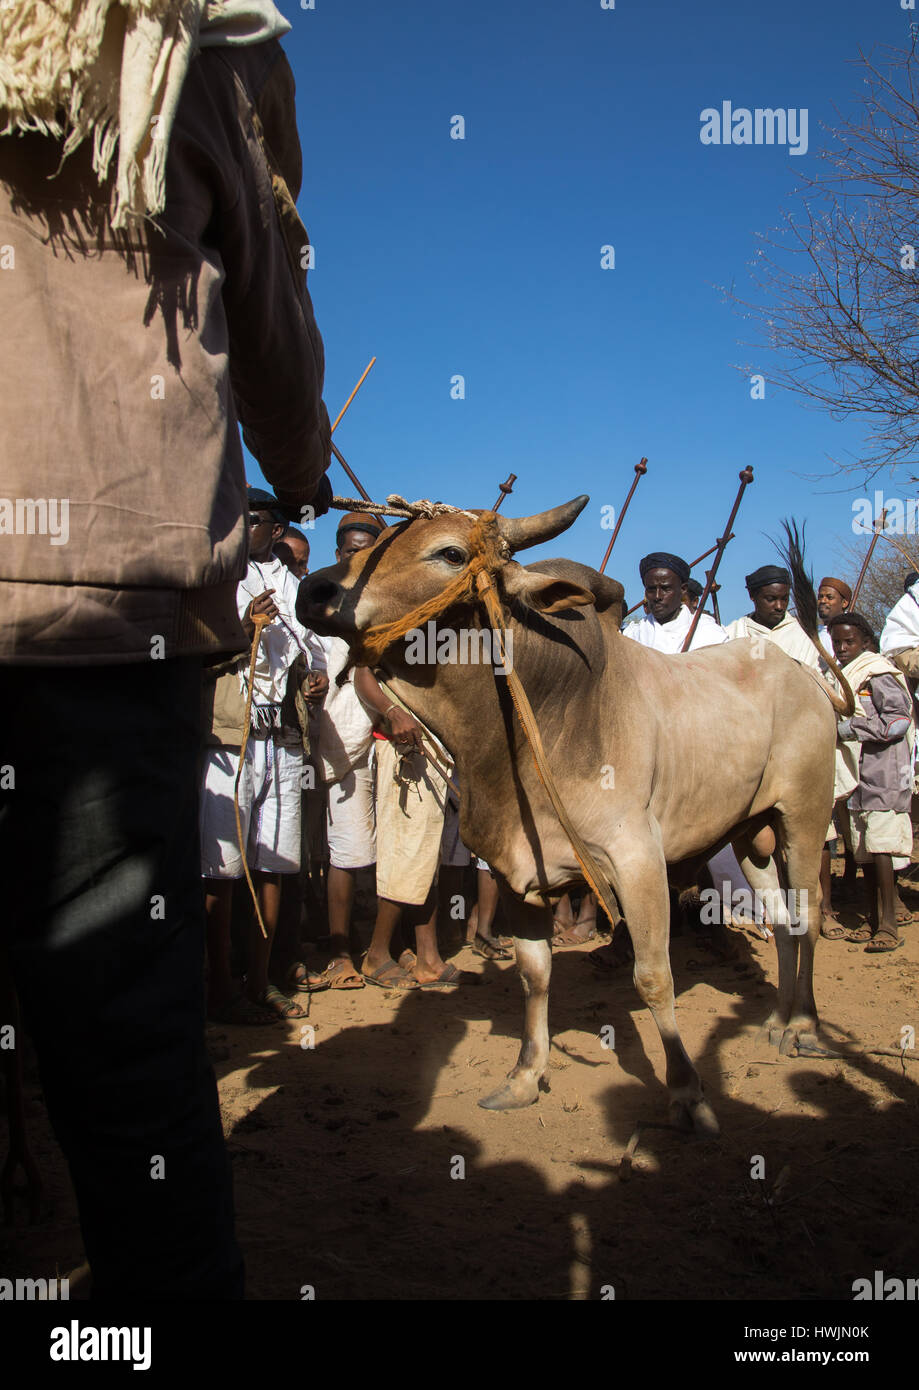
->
xmin=779 ymin=518 xmax=855 ymax=718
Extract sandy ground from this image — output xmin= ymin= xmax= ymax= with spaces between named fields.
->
xmin=4 ymin=864 xmax=919 ymax=1301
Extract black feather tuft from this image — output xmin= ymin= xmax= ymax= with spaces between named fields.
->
xmin=776 ymin=518 xmax=819 ymax=640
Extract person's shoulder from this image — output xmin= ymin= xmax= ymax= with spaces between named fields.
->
xmin=691 ymin=613 xmax=728 ymax=646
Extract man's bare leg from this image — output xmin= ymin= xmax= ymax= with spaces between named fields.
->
xmin=411 ymin=888 xmax=447 ymax=984
xmin=437 ymin=863 xmax=467 ymax=951
xmin=246 ymin=871 xmax=305 ymax=1016
xmin=327 ymin=864 xmax=360 ymax=965
xmin=820 ymin=846 xmax=846 ymax=937
xmin=867 ymin=854 xmax=902 ymax=949
xmin=363 ymin=897 xmax=418 ymax=988
xmin=553 ymin=889 xmax=597 ymax=945
xmin=316 ymin=863 xmax=365 ymax=987
xmin=473 ymin=867 xmax=509 ymax=956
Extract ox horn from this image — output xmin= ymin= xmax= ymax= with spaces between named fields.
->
xmin=497 ymin=495 xmax=589 ymax=552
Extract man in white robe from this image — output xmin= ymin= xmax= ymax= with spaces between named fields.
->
xmin=624 ymin=551 xmax=728 ymax=652
xmin=725 ymin=564 xmax=820 ymax=668
xmin=880 ymin=571 xmax=919 ymax=679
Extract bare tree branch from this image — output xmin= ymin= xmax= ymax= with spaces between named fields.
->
xmin=729 ymin=33 xmax=919 ymax=479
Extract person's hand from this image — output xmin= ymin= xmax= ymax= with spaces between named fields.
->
xmin=243 ymin=589 xmax=278 ymax=638
xmin=310 ymin=474 xmax=333 ymax=519
xmin=388 ymin=707 xmax=425 ymax=753
xmin=273 ymin=475 xmax=334 ymax=523
xmin=305 ymin=671 xmax=329 ymax=704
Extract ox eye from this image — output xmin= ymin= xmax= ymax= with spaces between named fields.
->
xmin=439 ymin=546 xmax=466 ymax=566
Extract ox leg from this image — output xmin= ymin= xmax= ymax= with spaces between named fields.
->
xmin=616 ymin=852 xmax=719 ymax=1137
xmin=775 ymin=821 xmax=826 ymax=1057
xmin=733 ymin=838 xmax=797 ymax=1048
xmin=479 ymin=899 xmax=552 ymax=1111
xmin=735 ymin=824 xmax=825 ymax=1056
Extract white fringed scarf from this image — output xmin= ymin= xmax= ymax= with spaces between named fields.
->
xmin=0 ymin=0 xmax=290 ymax=230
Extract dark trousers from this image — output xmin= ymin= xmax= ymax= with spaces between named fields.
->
xmin=0 ymin=658 xmax=243 ymax=1299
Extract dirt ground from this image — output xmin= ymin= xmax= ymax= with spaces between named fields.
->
xmin=4 ymin=860 xmax=919 ymax=1302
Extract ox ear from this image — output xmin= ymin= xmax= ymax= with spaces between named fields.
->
xmin=501 ymin=562 xmax=596 ymax=614
xmin=497 ymin=495 xmax=589 ymax=552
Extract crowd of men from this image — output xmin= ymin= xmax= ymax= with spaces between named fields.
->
xmin=615 ymin=549 xmax=918 ymax=956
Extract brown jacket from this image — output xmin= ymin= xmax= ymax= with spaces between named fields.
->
xmin=0 ymin=40 xmax=329 ymax=665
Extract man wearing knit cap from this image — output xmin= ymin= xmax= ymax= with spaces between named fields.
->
xmin=817 ymin=577 xmax=852 ymax=652
xmin=685 ymin=577 xmax=705 ymax=614
xmin=625 ymin=552 xmax=728 ymax=653
xmin=725 ymin=566 xmax=821 ymax=668
xmin=0 ymin=2 xmax=332 ymax=1299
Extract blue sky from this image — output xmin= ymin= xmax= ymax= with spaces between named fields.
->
xmin=244 ymin=0 xmax=916 ymax=619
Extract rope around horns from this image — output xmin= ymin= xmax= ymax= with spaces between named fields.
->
xmin=331 ymin=493 xmax=477 ymax=521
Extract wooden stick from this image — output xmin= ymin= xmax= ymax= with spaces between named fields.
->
xmin=850 ymin=507 xmax=888 ymax=607
xmin=328 ymin=359 xmax=377 ymax=501
xmin=709 ymin=576 xmax=722 ymax=625
xmin=681 ymin=467 xmax=753 ymax=652
xmin=874 ymin=527 xmax=919 ymax=573
xmin=330 ymin=357 xmax=376 ymax=435
xmin=599 ymin=458 xmax=648 ymax=574
xmin=493 ymin=474 xmax=517 ymax=512
xmin=330 ymin=440 xmax=372 ymax=503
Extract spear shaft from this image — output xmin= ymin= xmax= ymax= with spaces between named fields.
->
xmin=599 ymin=458 xmax=648 ymax=574
xmin=330 ymin=357 xmax=376 ymax=435
xmin=493 ymin=474 xmax=517 ymax=512
xmin=850 ymin=507 xmax=889 ymax=608
xmin=680 ymin=467 xmax=754 ymax=652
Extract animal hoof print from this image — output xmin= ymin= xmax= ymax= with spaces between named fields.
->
xmin=478 ymin=1084 xmax=538 ymax=1111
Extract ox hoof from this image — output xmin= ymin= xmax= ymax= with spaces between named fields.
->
xmin=670 ymin=1097 xmax=720 ymax=1138
xmin=478 ymin=1080 xmax=539 ymax=1111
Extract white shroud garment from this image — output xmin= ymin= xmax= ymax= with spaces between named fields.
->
xmin=880 ymin=581 xmax=919 ymax=657
xmin=624 ymin=604 xmax=728 ymax=653
xmin=725 ymin=612 xmax=820 ymax=668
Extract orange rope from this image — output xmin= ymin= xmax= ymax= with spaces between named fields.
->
xmin=357 ymin=513 xmax=509 ymax=666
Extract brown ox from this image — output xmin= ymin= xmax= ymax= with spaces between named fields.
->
xmin=299 ymin=497 xmax=840 ymax=1136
